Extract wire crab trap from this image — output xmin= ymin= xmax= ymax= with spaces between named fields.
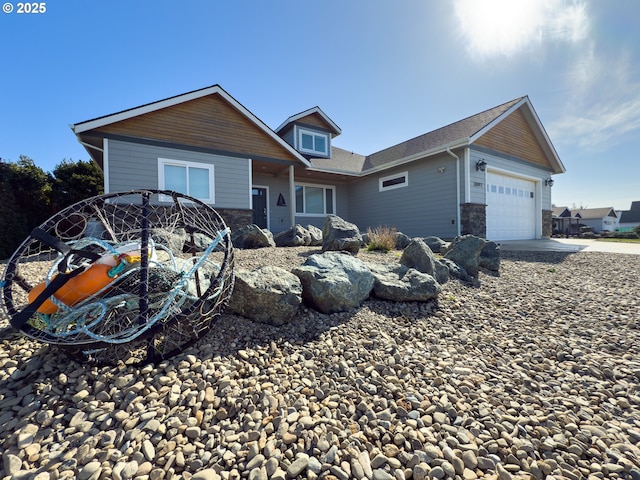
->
xmin=1 ymin=190 xmax=235 ymax=365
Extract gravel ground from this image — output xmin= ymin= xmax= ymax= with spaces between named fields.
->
xmin=1 ymin=247 xmax=639 ymax=480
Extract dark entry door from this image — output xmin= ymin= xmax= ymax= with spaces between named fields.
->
xmin=252 ymin=187 xmax=268 ymax=229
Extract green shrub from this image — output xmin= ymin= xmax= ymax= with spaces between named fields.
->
xmin=614 ymin=231 xmax=640 ymax=239
xmin=606 ymin=230 xmax=640 ymax=239
xmin=366 ymin=226 xmax=397 ymax=253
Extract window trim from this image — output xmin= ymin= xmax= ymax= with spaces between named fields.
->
xmin=379 ymin=171 xmax=408 ymax=191
xmin=294 ymin=182 xmax=336 ymax=216
xmin=158 ymin=158 xmax=215 ymax=203
xmin=296 ymin=127 xmax=330 ymax=157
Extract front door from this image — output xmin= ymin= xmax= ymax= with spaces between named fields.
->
xmin=252 ymin=187 xmax=268 ymax=229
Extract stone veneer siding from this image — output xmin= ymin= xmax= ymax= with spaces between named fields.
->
xmin=461 ymin=203 xmax=487 ymax=238
xmin=217 ymin=208 xmax=253 ymax=233
xmin=542 ymin=209 xmax=552 ymax=238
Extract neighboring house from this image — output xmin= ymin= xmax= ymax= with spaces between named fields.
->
xmin=552 ymin=206 xmax=581 ymax=236
xmin=71 ymin=84 xmax=565 ymax=241
xmin=619 ymin=201 xmax=640 ymax=231
xmin=572 ymin=207 xmax=619 ymax=233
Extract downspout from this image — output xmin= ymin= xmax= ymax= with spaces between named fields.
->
xmin=103 ymin=138 xmax=109 ymax=194
xmin=446 ymin=147 xmax=461 ymax=236
xmin=289 ymin=165 xmax=295 ymax=228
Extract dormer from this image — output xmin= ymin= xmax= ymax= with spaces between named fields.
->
xmin=275 ymin=107 xmax=341 ymax=159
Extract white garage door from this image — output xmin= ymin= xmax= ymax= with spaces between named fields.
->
xmin=486 ymin=172 xmax=536 ymax=240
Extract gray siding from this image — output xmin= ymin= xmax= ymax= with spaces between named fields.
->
xmin=348 ymin=153 xmax=459 ymax=238
xmin=281 ymin=127 xmax=295 ymax=150
xmin=252 ymin=173 xmax=290 ymax=232
xmin=468 ymin=148 xmax=553 ymax=209
xmin=107 ymin=139 xmax=251 ymax=209
xmin=252 ymin=173 xmax=349 ymax=233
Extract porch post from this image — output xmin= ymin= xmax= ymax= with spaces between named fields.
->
xmin=289 ymin=165 xmax=295 ymax=228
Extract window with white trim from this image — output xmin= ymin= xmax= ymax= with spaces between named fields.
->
xmin=295 ymin=183 xmax=335 ymax=215
xmin=379 ymin=171 xmax=408 ymax=191
xmin=158 ymin=158 xmax=215 ymax=203
xmin=297 ymin=127 xmax=329 ymax=157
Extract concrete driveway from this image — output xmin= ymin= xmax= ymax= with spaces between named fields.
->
xmin=497 ymin=238 xmax=640 ymax=255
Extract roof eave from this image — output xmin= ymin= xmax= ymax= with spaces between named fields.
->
xmin=469 ymin=96 xmax=566 ymax=175
xmin=275 ymin=106 xmax=342 ymax=136
xmin=358 ymin=139 xmax=470 ymax=176
xmin=72 ymin=85 xmax=312 ymax=168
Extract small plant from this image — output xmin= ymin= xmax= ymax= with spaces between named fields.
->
xmin=366 ymin=225 xmax=397 ymax=253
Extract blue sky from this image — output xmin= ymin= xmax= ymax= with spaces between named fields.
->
xmin=1 ymin=0 xmax=638 ymax=211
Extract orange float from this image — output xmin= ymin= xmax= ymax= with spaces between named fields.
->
xmin=28 ymin=263 xmax=118 ymax=314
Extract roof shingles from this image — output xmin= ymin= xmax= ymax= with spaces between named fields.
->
xmin=308 ymin=97 xmax=525 ymax=174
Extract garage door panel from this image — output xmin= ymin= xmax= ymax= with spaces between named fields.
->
xmin=486 ymin=172 xmax=536 ymax=240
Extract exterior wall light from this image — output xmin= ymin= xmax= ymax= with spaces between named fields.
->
xmin=545 ymin=178 xmax=554 ymax=187
xmin=476 ymin=159 xmax=487 ymax=171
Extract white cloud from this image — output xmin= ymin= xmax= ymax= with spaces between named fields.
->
xmin=453 ymin=0 xmax=640 ymax=152
xmin=454 ymin=0 xmax=589 ymax=58
xmin=552 ymin=50 xmax=640 ymax=149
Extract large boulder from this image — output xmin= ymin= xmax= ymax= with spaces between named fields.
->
xmin=231 ymin=224 xmax=275 ymax=249
xmin=306 ymin=225 xmax=323 ymax=246
xmin=367 ymin=263 xmax=441 ymax=302
xmin=292 ymin=252 xmax=374 ymax=314
xmin=274 ymin=225 xmax=311 ymax=247
xmin=421 ymin=236 xmax=448 ymax=254
xmin=152 ymin=227 xmax=188 ymax=254
xmin=227 ymin=266 xmax=302 ymax=326
xmin=394 ymin=232 xmax=412 ymax=250
xmin=443 ymin=235 xmax=487 ymax=278
xmin=400 ymin=239 xmax=449 ymax=284
xmin=322 ymin=215 xmax=362 ymax=254
xmin=479 ymin=241 xmax=501 ymax=273
xmin=438 ymin=257 xmax=471 ymax=282
xmin=173 ymin=257 xmax=222 ymax=296
xmin=180 ymin=232 xmax=216 ymax=253
xmin=400 ymin=239 xmax=438 ymax=276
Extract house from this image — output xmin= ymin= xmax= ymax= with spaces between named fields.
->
xmin=572 ymin=207 xmax=619 ymax=233
xmin=552 ymin=206 xmax=581 ymax=236
xmin=71 ymin=84 xmax=565 ymax=241
xmin=619 ymin=201 xmax=640 ymax=232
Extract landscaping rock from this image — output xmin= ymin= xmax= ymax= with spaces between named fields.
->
xmin=274 ymin=224 xmax=312 ymax=247
xmin=231 ymin=224 xmax=275 ymax=249
xmin=182 ymin=232 xmax=216 ymax=253
xmin=152 ymin=227 xmax=188 ymax=254
xmin=292 ymin=252 xmax=374 ymax=313
xmin=227 ymin=266 xmax=302 ymax=325
xmin=438 ymin=257 xmax=470 ymax=282
xmin=306 ymin=225 xmax=323 ymax=246
xmin=367 ymin=263 xmax=441 ymax=301
xmin=395 ymin=232 xmax=412 ymax=249
xmin=400 ymin=239 xmax=439 ymax=277
xmin=322 ymin=215 xmax=362 ymax=254
xmin=444 ymin=235 xmax=487 ymax=278
xmin=479 ymin=240 xmax=500 ymax=273
xmin=3 ymin=247 xmax=639 ymax=480
xmin=421 ymin=236 xmax=448 ymax=254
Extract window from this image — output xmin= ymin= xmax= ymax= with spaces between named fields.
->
xmin=297 ymin=128 xmax=329 ymax=156
xmin=158 ymin=158 xmax=215 ymax=203
xmin=295 ymin=183 xmax=335 ymax=215
xmin=379 ymin=171 xmax=408 ymax=191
